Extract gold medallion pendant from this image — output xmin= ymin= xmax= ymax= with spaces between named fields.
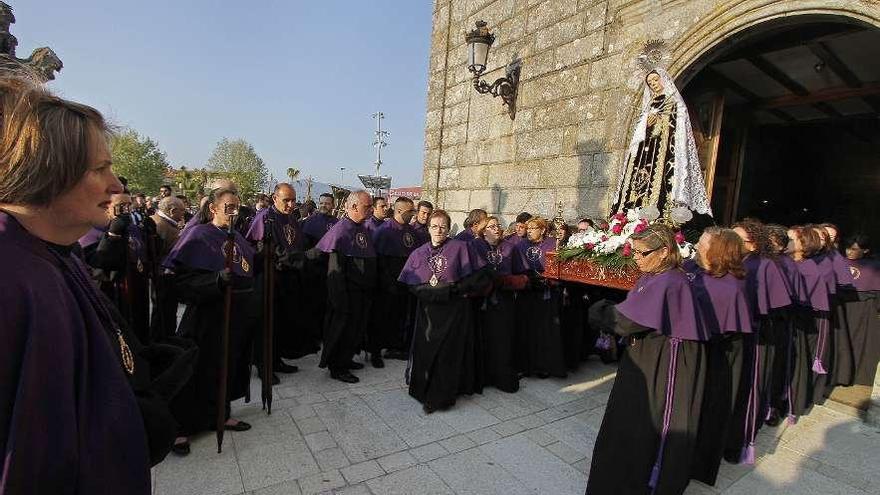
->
xmin=241 ymin=257 xmax=250 ymax=273
xmin=117 ymin=329 xmax=135 ymax=375
xmin=429 ymin=274 xmax=439 ymax=287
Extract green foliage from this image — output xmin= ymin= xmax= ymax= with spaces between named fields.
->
xmin=173 ymin=166 xmax=212 ymax=203
xmin=206 ymin=138 xmax=269 ymax=201
xmin=287 ymin=167 xmax=300 ymax=182
xmin=110 ymin=129 xmax=170 ymax=194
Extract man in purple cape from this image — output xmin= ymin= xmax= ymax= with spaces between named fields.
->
xmin=316 ymin=191 xmax=378 ymax=383
xmin=367 ymin=197 xmax=419 ymax=366
xmin=587 ymin=226 xmax=708 ymax=495
xmin=398 ymin=209 xmax=490 ymax=413
xmin=843 ymin=253 xmax=880 ymax=386
xmin=79 ymin=191 xmax=153 ymax=344
xmin=411 ymin=200 xmax=433 ymax=246
xmin=246 ymin=183 xmax=312 ymax=376
xmin=301 ymin=192 xmax=339 ymax=249
xmin=363 ymin=195 xmax=388 ymax=234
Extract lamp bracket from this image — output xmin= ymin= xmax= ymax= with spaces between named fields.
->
xmin=471 ymin=59 xmax=520 ymax=120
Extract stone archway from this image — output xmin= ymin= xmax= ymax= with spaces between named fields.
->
xmin=657 ymin=2 xmax=880 ymax=424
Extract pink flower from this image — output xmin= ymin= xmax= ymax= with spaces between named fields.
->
xmin=601 ymin=235 xmax=609 ymax=242
xmin=611 ymin=223 xmax=623 ymax=235
xmin=622 ymin=242 xmax=632 ymax=257
xmin=613 ymin=213 xmax=627 ymax=223
xmin=585 ymin=243 xmax=595 ymax=250
xmin=675 ymin=231 xmax=686 ymax=244
xmin=634 ymin=222 xmax=647 ymax=234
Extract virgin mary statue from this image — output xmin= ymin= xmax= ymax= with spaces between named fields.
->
xmin=610 ymin=68 xmax=712 ymax=218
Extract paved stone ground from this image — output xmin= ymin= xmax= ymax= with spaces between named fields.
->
xmin=152 ymin=354 xmax=880 ymax=495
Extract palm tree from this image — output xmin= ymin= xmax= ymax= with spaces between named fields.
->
xmin=287 ymin=167 xmax=300 ymax=183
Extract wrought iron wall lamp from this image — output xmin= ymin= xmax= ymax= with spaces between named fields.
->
xmin=465 ymin=20 xmax=520 ymax=119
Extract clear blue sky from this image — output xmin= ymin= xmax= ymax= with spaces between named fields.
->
xmin=13 ymin=0 xmax=433 ymax=188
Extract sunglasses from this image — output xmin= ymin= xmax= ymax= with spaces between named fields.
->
xmin=633 ymin=246 xmax=662 ymax=257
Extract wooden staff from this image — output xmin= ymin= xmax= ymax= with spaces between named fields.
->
xmin=262 ymin=215 xmax=275 ymax=414
xmin=216 ymin=204 xmax=237 ymax=453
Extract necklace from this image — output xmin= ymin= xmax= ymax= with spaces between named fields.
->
xmin=428 ymin=241 xmax=446 ymax=287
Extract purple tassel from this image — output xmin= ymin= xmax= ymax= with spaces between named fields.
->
xmin=595 ymin=334 xmax=612 ymax=350
xmin=764 ymin=407 xmax=774 ymax=422
xmin=812 ymin=357 xmax=827 ymax=375
xmin=648 ymin=463 xmax=661 ymax=489
xmin=787 ymin=415 xmax=797 ymax=426
xmin=740 ymin=444 xmax=756 ymax=465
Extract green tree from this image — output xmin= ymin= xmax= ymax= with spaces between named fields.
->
xmin=110 ymin=129 xmax=170 ymax=194
xmin=206 ymin=138 xmax=269 ymax=201
xmin=287 ymin=167 xmax=300 ymax=183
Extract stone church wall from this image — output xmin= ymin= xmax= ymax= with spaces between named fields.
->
xmin=420 ymin=0 xmax=880 ymax=229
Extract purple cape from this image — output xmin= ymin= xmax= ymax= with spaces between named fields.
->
xmin=519 ymin=237 xmax=558 ymax=273
xmin=364 ymin=215 xmax=386 ymax=234
xmin=0 ymin=212 xmax=151 ymax=494
xmin=316 ymin=216 xmax=377 ymax=258
xmin=828 ymin=251 xmax=856 ymax=288
xmin=245 ymin=205 xmax=303 ymax=253
xmin=163 ymin=223 xmax=255 ymax=277
xmin=470 ymin=237 xmax=528 ymax=276
xmin=743 ymin=255 xmax=792 ymax=317
xmin=373 ymin=219 xmax=419 ymax=258
xmin=794 ymin=258 xmax=831 ymax=311
xmin=182 ymin=213 xmax=201 ymax=232
xmin=78 ymin=221 xmax=147 ymax=265
xmin=616 ymin=269 xmax=707 ymax=341
xmin=815 ymin=254 xmax=837 ymax=295
xmin=847 ymin=258 xmax=880 ymax=292
xmin=301 ymin=213 xmax=339 ymax=240
xmin=777 ymin=255 xmax=810 ymax=306
xmin=691 ymin=269 xmax=753 ymax=335
xmin=454 ymin=229 xmax=476 ymax=242
xmin=398 ymin=238 xmax=486 ymax=285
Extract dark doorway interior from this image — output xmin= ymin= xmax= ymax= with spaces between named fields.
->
xmin=681 ymin=18 xmax=880 ymax=242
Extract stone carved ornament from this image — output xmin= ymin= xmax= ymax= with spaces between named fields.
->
xmin=0 ymin=2 xmax=63 ymax=82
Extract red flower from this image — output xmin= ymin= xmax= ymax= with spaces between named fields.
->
xmin=601 ymin=235 xmax=609 ymax=242
xmin=585 ymin=243 xmax=595 ymax=250
xmin=611 ymin=223 xmax=623 ymax=235
xmin=634 ymin=223 xmax=647 ymax=234
xmin=675 ymin=231 xmax=686 ymax=244
xmin=613 ymin=212 xmax=627 ymax=222
xmin=622 ymin=242 xmax=632 ymax=257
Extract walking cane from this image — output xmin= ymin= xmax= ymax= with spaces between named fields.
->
xmin=217 ymin=203 xmax=238 ymax=454
xmin=262 ymin=215 xmax=275 ymax=414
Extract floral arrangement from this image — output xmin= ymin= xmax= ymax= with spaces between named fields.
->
xmin=556 ymin=206 xmax=695 ymax=270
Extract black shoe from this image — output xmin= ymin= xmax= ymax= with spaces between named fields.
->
xmin=423 ymin=403 xmax=437 ymax=415
xmin=344 ymin=361 xmax=365 ymax=370
xmin=224 ymin=420 xmax=252 ymax=432
xmin=371 ymin=354 xmax=385 ymax=368
xmin=275 ymin=362 xmax=299 ymax=374
xmin=383 ymin=349 xmax=408 ymax=360
xmin=171 ymin=439 xmax=190 ymax=456
xmin=331 ymin=370 xmax=360 ymax=383
xmin=765 ymin=410 xmax=783 ymax=427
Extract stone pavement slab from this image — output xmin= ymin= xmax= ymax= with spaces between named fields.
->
xmin=152 ymin=353 xmax=880 ymax=495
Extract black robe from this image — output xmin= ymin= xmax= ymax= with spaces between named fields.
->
xmin=408 ymin=270 xmax=492 ymax=409
xmin=319 ymin=253 xmax=377 ymax=370
xmin=369 ymin=254 xmax=416 ymax=353
xmin=516 ymin=282 xmax=567 ymax=378
xmin=586 ymin=305 xmax=707 ymax=495
xmin=478 ymin=278 xmax=526 ymax=393
xmin=169 ymin=268 xmax=256 ymax=436
xmin=843 ymin=289 xmax=880 ymax=386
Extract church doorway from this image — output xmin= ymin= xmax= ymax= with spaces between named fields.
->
xmin=679 ymin=16 xmax=880 ymax=412
xmin=679 ymin=16 xmax=880 ymax=244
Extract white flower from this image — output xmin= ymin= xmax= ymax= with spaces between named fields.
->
xmin=639 ymin=205 xmax=661 ymax=221
xmin=626 ymin=208 xmax=640 ymax=222
xmin=678 ymin=242 xmax=695 ymax=259
xmin=671 ymin=206 xmax=693 ymax=224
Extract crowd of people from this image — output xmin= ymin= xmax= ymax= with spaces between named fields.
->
xmin=1 ymin=78 xmax=878 ymax=495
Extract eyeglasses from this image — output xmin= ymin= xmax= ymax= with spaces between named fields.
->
xmin=429 ymin=225 xmax=448 ymax=231
xmin=633 ymin=246 xmax=661 ymax=257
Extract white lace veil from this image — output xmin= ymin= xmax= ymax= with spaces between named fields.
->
xmin=611 ymin=68 xmax=713 ymax=216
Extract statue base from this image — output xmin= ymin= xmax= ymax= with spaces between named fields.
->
xmin=543 ymin=252 xmax=640 ymax=291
